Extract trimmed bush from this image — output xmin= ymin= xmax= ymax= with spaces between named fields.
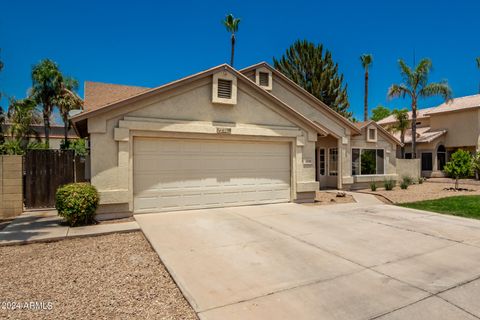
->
xmin=370 ymin=182 xmax=377 ymax=191
xmin=400 ymin=181 xmax=409 ymax=189
xmin=384 ymin=179 xmax=395 ymax=191
xmin=55 ymin=183 xmax=100 ymax=227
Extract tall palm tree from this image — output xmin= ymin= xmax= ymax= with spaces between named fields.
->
xmin=388 ymin=58 xmax=452 ymax=158
xmin=54 ymin=77 xmax=83 ymax=149
xmin=390 ymin=109 xmax=409 ymax=159
xmin=360 ymin=54 xmax=373 ymax=121
xmin=476 ymin=57 xmax=480 ymax=93
xmin=223 ymin=14 xmax=240 ymax=67
xmin=30 ymin=59 xmax=63 ymax=148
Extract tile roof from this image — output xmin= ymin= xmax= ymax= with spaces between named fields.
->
xmin=83 ymin=81 xmax=150 ymax=111
xmin=391 ymin=126 xmax=446 ymax=144
xmin=425 ymin=94 xmax=480 ymax=115
xmin=377 ymin=107 xmax=436 ymax=125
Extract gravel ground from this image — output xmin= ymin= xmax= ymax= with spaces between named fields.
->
xmin=0 ymin=232 xmax=198 ymax=320
xmin=359 ymin=181 xmax=480 ymax=204
xmin=311 ymin=191 xmax=355 ymax=205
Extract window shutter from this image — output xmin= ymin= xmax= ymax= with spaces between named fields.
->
xmin=217 ymin=79 xmax=232 ymax=99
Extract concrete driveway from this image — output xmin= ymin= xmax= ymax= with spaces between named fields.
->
xmin=136 ymin=196 xmax=480 ymax=320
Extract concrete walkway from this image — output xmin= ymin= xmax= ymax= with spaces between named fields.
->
xmin=0 ymin=210 xmax=139 ymax=246
xmin=136 ymin=193 xmax=480 ymax=320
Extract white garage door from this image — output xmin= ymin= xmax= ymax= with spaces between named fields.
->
xmin=133 ymin=137 xmax=291 ymax=213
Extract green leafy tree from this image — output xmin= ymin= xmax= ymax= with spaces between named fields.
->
xmin=388 ymin=58 xmax=452 ymax=158
xmin=390 ymin=108 xmax=409 ymax=158
xmin=360 ymin=54 xmax=373 ymax=121
xmin=54 ymin=77 xmax=83 ymax=149
xmin=444 ymin=150 xmax=473 ymax=189
xmin=223 ymin=14 xmax=240 ymax=67
xmin=371 ymin=105 xmax=391 ymax=122
xmin=62 ymin=138 xmax=88 ymax=156
xmin=273 ymin=40 xmax=352 ymax=119
xmin=30 ymin=59 xmax=63 ymax=148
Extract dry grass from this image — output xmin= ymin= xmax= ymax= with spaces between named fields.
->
xmin=0 ymin=232 xmax=198 ymax=320
xmin=359 ymin=180 xmax=480 ymax=204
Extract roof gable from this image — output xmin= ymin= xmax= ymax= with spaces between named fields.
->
xmin=240 ymin=62 xmax=361 ymax=134
xmin=73 ymin=64 xmax=329 ymax=136
xmin=355 ymin=120 xmax=403 ymax=146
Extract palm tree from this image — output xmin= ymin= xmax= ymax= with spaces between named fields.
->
xmin=54 ymin=77 xmax=83 ymax=149
xmin=360 ymin=54 xmax=373 ymax=121
xmin=7 ymin=97 xmax=40 ymax=146
xmin=223 ymin=14 xmax=240 ymax=67
xmin=390 ymin=109 xmax=409 ymax=158
xmin=30 ymin=59 xmax=63 ymax=148
xmin=388 ymin=58 xmax=452 ymax=158
xmin=476 ymin=57 xmax=480 ymax=93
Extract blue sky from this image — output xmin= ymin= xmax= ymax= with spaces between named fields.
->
xmin=1 ymin=0 xmax=480 ymax=121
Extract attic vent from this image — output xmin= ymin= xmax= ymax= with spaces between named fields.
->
xmin=217 ymin=79 xmax=232 ymax=99
xmin=259 ymin=72 xmax=269 ymax=87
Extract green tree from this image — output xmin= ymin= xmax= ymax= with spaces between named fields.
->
xmin=360 ymin=54 xmax=373 ymax=121
xmin=388 ymin=58 xmax=452 ymax=158
xmin=30 ymin=59 xmax=63 ymax=148
xmin=444 ymin=150 xmax=473 ymax=189
xmin=54 ymin=77 xmax=83 ymax=149
xmin=274 ymin=40 xmax=352 ymax=119
xmin=7 ymin=97 xmax=41 ymax=146
xmin=223 ymin=14 xmax=240 ymax=67
xmin=390 ymin=108 xmax=409 ymax=158
xmin=371 ymin=105 xmax=391 ymax=122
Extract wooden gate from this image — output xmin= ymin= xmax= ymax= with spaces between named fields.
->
xmin=24 ymin=150 xmax=76 ymax=208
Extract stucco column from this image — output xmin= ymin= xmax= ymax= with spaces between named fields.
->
xmin=337 ymin=138 xmax=343 ymax=190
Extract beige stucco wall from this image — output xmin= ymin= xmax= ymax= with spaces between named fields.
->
xmin=429 ymin=109 xmax=480 ymax=148
xmin=0 ymin=155 xmax=23 ymax=218
xmin=396 ymin=159 xmax=421 ymax=180
xmin=88 ymin=71 xmax=320 ymax=214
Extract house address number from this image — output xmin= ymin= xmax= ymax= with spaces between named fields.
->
xmin=216 ymin=127 xmax=232 ymax=134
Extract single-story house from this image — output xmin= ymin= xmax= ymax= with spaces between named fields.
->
xmin=377 ymin=94 xmax=480 ymax=177
xmin=72 ymin=62 xmax=401 ymax=215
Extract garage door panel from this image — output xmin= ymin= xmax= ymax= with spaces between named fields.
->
xmin=134 ymin=138 xmax=291 ymax=213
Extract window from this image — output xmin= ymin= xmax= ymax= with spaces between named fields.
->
xmin=405 ymin=153 xmax=413 ymax=159
xmin=351 ymin=148 xmax=385 ymax=175
xmin=421 ymin=152 xmax=433 ymax=171
xmin=318 ymin=148 xmax=326 ymax=176
xmin=259 ymin=72 xmax=269 ymax=87
xmin=437 ymin=145 xmax=446 ymax=171
xmin=329 ymin=148 xmax=338 ymax=176
xmin=367 ymin=127 xmax=377 ymax=142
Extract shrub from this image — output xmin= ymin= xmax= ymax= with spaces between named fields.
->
xmin=370 ymin=182 xmax=377 ymax=191
xmin=384 ymin=179 xmax=395 ymax=191
xmin=400 ymin=181 xmax=409 ymax=189
xmin=402 ymin=176 xmax=413 ymax=186
xmin=55 ymin=183 xmax=99 ymax=227
xmin=418 ymin=177 xmax=424 ymax=184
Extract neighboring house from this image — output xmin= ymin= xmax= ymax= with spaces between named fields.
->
xmin=2 ymin=123 xmax=79 ymax=149
xmin=72 ymin=62 xmax=401 ymax=215
xmin=377 ymin=94 xmax=480 ymax=177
